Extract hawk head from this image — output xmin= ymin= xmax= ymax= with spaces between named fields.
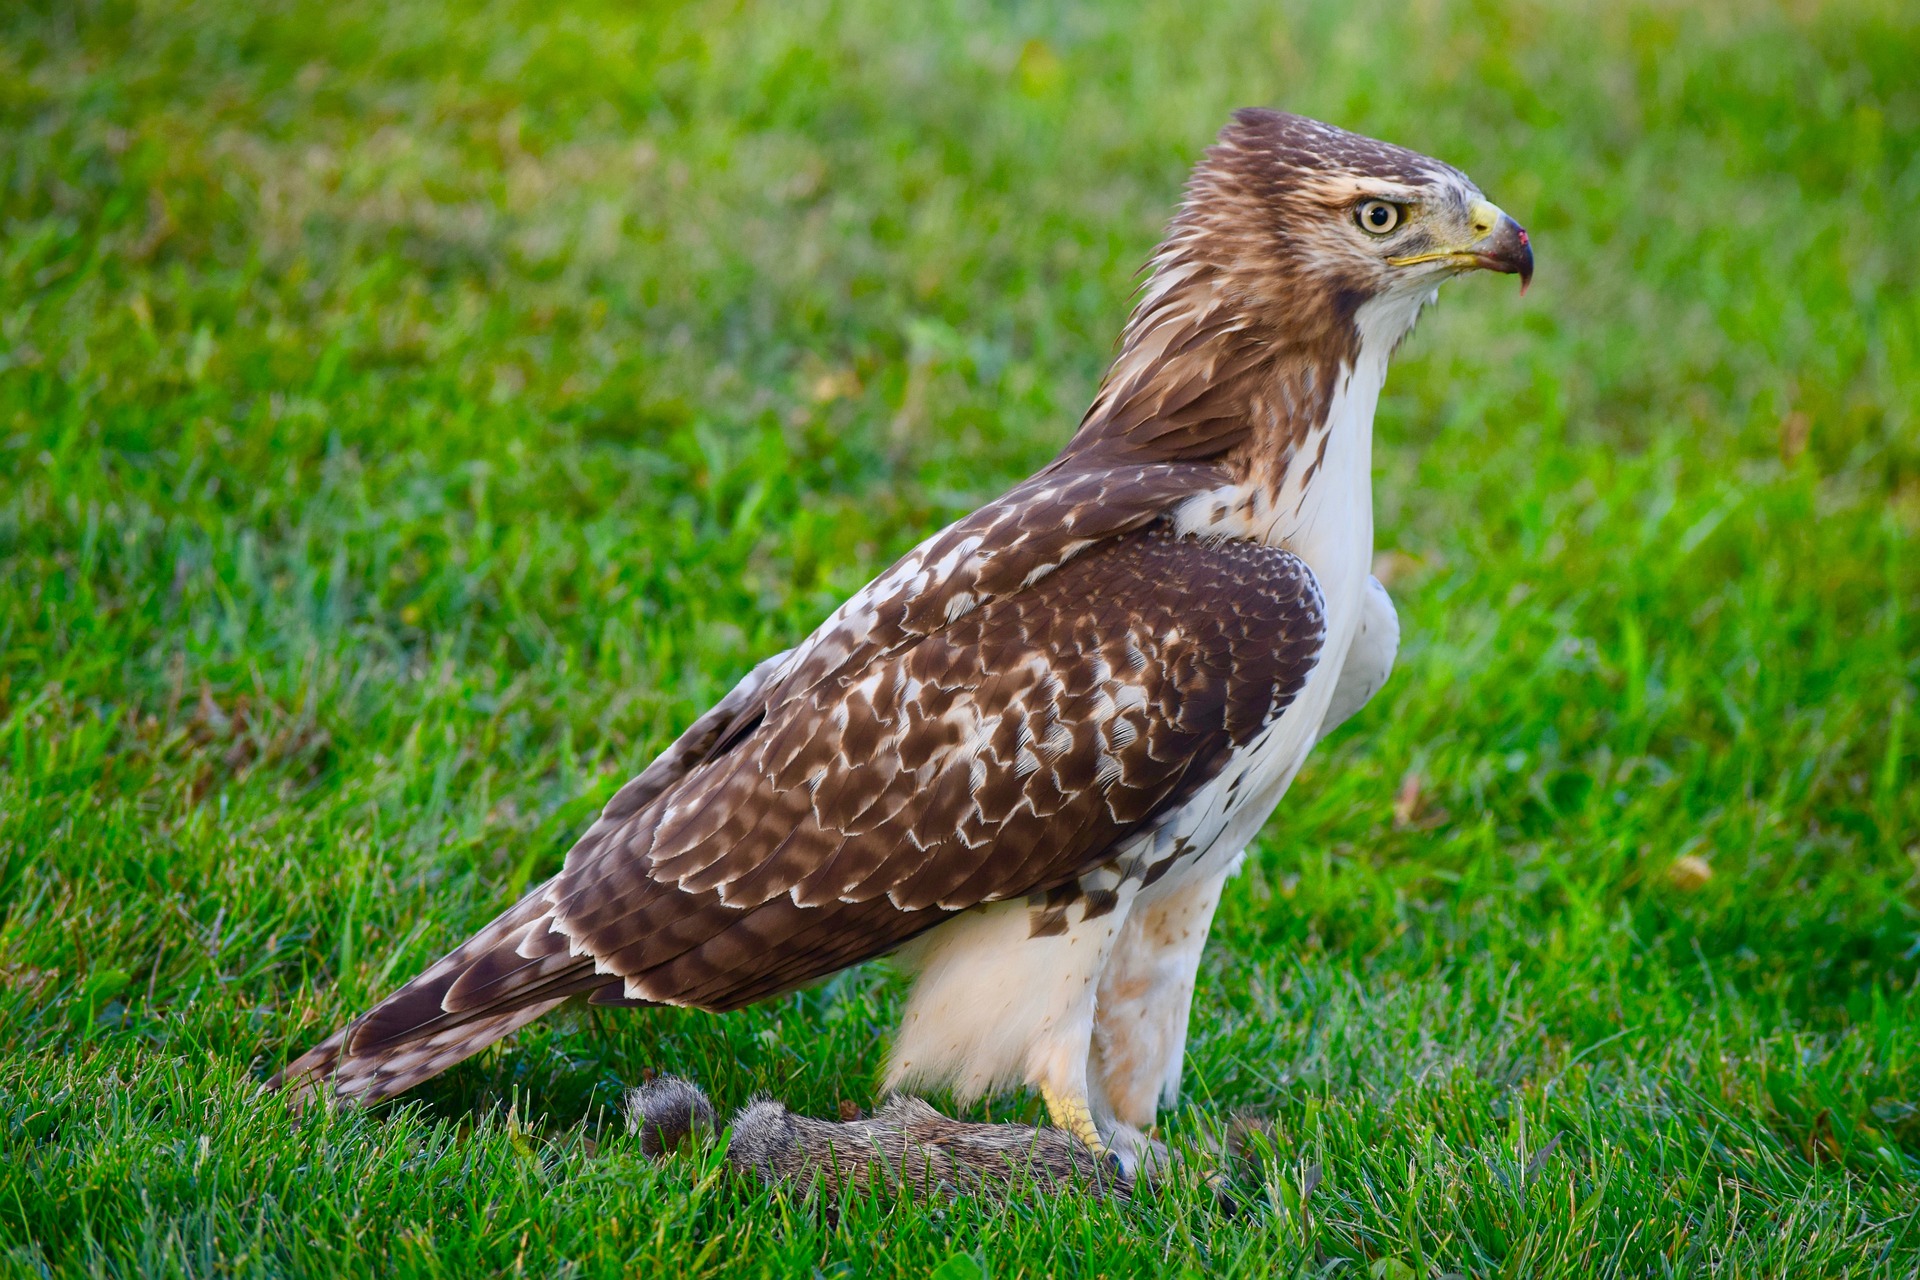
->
xmin=1162 ymin=108 xmax=1531 ymax=350
xmin=1063 ymin=109 xmax=1533 ymax=469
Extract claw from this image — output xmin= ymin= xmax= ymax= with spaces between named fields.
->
xmin=1039 ymin=1084 xmax=1108 ymax=1159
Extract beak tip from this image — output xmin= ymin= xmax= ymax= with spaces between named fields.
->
xmin=1508 ymin=222 xmax=1533 ymax=296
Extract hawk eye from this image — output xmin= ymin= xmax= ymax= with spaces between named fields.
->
xmin=1356 ymin=200 xmax=1402 ymax=235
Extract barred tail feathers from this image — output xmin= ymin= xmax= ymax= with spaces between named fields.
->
xmin=271 ymin=877 xmax=615 ymax=1105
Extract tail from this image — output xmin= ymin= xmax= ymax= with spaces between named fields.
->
xmin=270 ymin=877 xmax=624 ymax=1105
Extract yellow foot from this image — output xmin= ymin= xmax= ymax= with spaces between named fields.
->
xmin=1039 ymin=1084 xmax=1109 ymax=1159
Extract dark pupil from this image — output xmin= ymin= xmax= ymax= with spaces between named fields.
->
xmin=1368 ymin=205 xmax=1389 ymax=226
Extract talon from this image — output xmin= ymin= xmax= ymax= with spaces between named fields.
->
xmin=1039 ymin=1084 xmax=1108 ymax=1159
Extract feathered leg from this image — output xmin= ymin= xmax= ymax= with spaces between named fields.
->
xmin=1086 ymin=863 xmax=1232 ymax=1174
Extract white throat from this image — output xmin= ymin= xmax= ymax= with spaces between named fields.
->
xmin=1173 ymin=287 xmax=1431 ymax=632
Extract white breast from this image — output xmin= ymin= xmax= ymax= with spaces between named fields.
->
xmin=1154 ymin=303 xmax=1415 ymax=879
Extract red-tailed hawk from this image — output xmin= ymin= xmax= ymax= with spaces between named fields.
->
xmin=274 ymin=109 xmax=1531 ymax=1172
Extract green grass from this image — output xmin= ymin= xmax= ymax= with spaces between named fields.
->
xmin=3 ymin=0 xmax=1917 ymax=1274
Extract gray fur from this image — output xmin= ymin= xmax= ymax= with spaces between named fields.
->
xmin=633 ymin=1077 xmax=1128 ymax=1201
xmin=624 ymin=1075 xmax=718 ymax=1157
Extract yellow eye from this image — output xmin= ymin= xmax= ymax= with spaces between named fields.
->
xmin=1356 ymin=200 xmax=1403 ymax=235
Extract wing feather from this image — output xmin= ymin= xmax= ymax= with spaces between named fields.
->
xmin=549 ymin=514 xmax=1325 ymax=1005
xmin=276 ymin=460 xmax=1328 ymax=1101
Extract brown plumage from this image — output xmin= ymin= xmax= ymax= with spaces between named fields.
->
xmin=277 ymin=519 xmax=1326 ymax=1100
xmin=272 ymin=110 xmax=1532 ymax=1153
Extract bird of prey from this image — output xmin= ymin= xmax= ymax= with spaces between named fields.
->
xmin=274 ymin=109 xmax=1531 ymax=1171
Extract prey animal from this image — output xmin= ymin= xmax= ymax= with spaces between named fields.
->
xmin=275 ymin=109 xmax=1531 ymax=1174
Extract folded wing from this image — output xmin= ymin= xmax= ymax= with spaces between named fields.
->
xmin=275 ymin=464 xmax=1326 ymax=1102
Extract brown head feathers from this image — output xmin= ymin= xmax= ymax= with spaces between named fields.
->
xmin=1055 ymin=110 xmax=1484 ymax=487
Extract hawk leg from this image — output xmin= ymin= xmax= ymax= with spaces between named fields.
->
xmin=1087 ymin=863 xmax=1234 ymax=1175
xmin=1040 ymin=1084 xmax=1111 ymax=1162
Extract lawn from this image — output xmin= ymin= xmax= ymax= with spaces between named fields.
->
xmin=3 ymin=0 xmax=1917 ymax=1275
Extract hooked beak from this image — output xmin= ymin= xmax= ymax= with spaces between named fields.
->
xmin=1389 ymin=198 xmax=1534 ymax=294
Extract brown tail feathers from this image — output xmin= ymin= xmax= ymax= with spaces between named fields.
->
xmin=270 ymin=876 xmax=631 ymax=1105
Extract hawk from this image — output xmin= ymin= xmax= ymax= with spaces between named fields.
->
xmin=274 ymin=109 xmax=1531 ymax=1171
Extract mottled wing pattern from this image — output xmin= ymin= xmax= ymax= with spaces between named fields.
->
xmin=547 ymin=522 xmax=1325 ymax=1012
xmin=750 ymin=464 xmax=1234 ymax=713
xmin=276 ymin=467 xmax=1325 ymax=1102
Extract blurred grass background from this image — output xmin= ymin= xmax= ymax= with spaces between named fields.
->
xmin=2 ymin=0 xmax=1917 ymax=1275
